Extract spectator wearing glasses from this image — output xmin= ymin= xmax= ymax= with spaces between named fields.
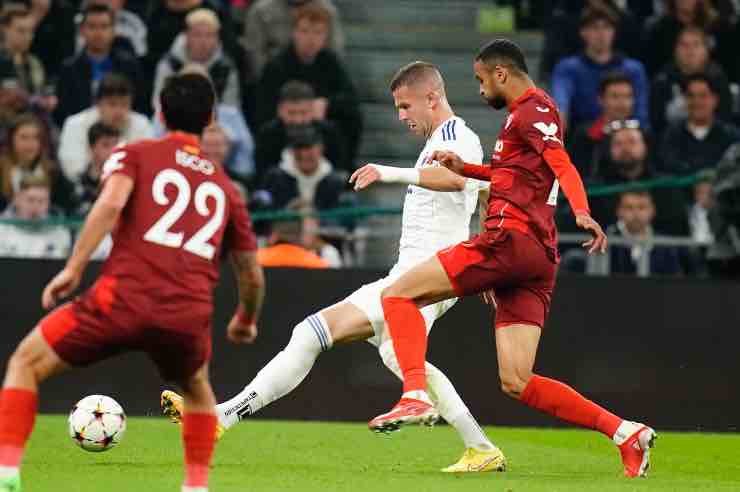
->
xmin=590 ymin=125 xmax=689 ymax=235
xmin=550 ymin=6 xmax=649 ymax=130
xmin=658 ymin=74 xmax=740 ymax=176
xmin=650 ymin=26 xmax=733 ymax=136
xmin=567 ymin=71 xmax=636 ymax=180
xmin=0 ymin=174 xmax=71 ymax=259
xmin=606 ymin=190 xmax=683 ymax=276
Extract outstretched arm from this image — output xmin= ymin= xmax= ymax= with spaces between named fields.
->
xmin=42 ymin=174 xmax=133 ymax=309
xmin=427 ymin=150 xmax=492 ymax=182
xmin=226 ymin=250 xmax=265 ymax=344
xmin=349 ymin=162 xmax=466 ymax=192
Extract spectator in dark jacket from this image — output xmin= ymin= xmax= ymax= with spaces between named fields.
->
xmin=567 ymin=71 xmax=635 ymax=180
xmin=28 ymin=0 xmax=76 ymax=80
xmin=550 ymin=6 xmax=649 ymax=130
xmin=152 ymin=8 xmax=240 ymax=110
xmin=256 ymin=3 xmax=361 ymax=166
xmin=607 ymin=191 xmax=683 ymax=276
xmin=54 ymin=4 xmax=144 ymax=125
xmin=659 ymin=74 xmax=740 ymax=176
xmin=256 ymin=80 xmax=347 ymax=179
xmin=590 ymin=125 xmax=689 ymax=236
xmin=540 ymin=0 xmax=647 ymax=82
xmin=261 ymin=123 xmax=344 ymax=211
xmin=650 ymin=27 xmax=733 ymax=135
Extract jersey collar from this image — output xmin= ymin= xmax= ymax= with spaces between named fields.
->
xmin=166 ymin=131 xmax=200 ymax=147
xmin=508 ymin=87 xmax=538 ymax=112
xmin=431 ymin=115 xmax=458 ymax=141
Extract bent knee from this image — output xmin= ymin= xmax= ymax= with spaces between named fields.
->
xmin=499 ymin=371 xmax=531 ymax=399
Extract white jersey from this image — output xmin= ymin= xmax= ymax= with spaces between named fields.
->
xmin=395 ymin=116 xmax=486 ymax=272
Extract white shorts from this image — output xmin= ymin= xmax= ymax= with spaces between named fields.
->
xmin=345 ymin=269 xmax=458 ymax=347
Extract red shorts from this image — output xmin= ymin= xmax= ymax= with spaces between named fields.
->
xmin=39 ymin=276 xmax=212 ymax=382
xmin=437 ymin=228 xmax=557 ymax=329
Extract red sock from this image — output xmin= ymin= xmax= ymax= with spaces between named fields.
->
xmin=382 ymin=296 xmax=427 ymax=393
xmin=182 ymin=413 xmax=217 ymax=488
xmin=0 ymin=388 xmax=37 ymax=468
xmin=520 ymin=375 xmax=622 ymax=438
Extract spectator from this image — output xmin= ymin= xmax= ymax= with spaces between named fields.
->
xmin=658 ymin=74 xmax=740 ymax=175
xmin=257 ymin=2 xmax=362 ymax=166
xmin=69 ymin=121 xmax=120 ymax=216
xmin=75 ymin=0 xmax=148 ymax=58
xmin=0 ymin=174 xmax=71 ymax=258
xmin=590 ymin=125 xmax=689 ymax=235
xmin=54 ymin=3 xmax=144 ymax=125
xmin=261 ymin=123 xmax=344 ymax=211
xmin=0 ymin=113 xmax=71 ymax=212
xmin=540 ymin=0 xmax=647 ymax=81
xmin=152 ymin=8 xmax=240 ymax=110
xmin=244 ymin=0 xmax=344 ymax=78
xmin=257 ymin=216 xmax=330 ymax=268
xmin=606 ymin=190 xmax=683 ymax=276
xmin=567 ymin=71 xmax=635 ymax=179
xmin=642 ymin=0 xmax=733 ymax=77
xmin=199 ymin=122 xmax=255 ymax=183
xmin=145 ymin=0 xmax=239 ymax=76
xmin=551 ymin=6 xmax=649 ymax=129
xmin=650 ymin=27 xmax=733 ymax=135
xmin=255 ymin=80 xmax=347 ymax=178
xmin=28 ymin=0 xmax=76 ymax=80
xmin=59 ymin=73 xmax=153 ymax=183
xmin=0 ymin=5 xmax=51 ymax=106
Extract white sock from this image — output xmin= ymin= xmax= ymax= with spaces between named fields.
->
xmin=402 ymin=390 xmax=432 ymax=405
xmin=0 ymin=466 xmax=18 ymax=479
xmin=379 ymin=341 xmax=495 ymax=451
xmin=613 ymin=420 xmax=640 ymax=445
xmin=216 ymin=314 xmax=332 ymax=428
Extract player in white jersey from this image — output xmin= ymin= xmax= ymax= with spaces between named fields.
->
xmin=161 ymin=62 xmax=506 ymax=472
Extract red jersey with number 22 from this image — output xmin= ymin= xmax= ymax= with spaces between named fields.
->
xmin=100 ymin=132 xmax=256 ymax=310
xmin=485 ymin=87 xmax=563 ymax=262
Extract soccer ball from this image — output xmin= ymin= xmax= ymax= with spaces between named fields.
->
xmin=68 ymin=395 xmax=126 ymax=452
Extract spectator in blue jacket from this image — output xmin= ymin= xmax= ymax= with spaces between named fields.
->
xmin=551 ymin=6 xmax=649 ymax=130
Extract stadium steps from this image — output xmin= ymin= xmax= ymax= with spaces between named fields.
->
xmin=335 ymin=0 xmax=543 ymax=265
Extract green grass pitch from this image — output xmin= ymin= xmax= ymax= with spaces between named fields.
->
xmin=23 ymin=416 xmax=740 ymax=491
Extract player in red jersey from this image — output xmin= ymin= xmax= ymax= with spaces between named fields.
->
xmin=368 ymin=39 xmax=656 ymax=478
xmin=0 ymin=73 xmax=264 ymax=492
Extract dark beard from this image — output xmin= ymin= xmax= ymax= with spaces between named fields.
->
xmin=615 ymin=159 xmax=645 ymax=179
xmin=486 ymin=95 xmax=507 ymax=110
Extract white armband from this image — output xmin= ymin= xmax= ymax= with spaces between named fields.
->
xmin=373 ymin=164 xmax=420 ymax=185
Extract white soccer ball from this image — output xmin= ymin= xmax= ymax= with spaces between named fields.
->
xmin=68 ymin=395 xmax=126 ymax=452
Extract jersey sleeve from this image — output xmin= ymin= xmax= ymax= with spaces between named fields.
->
xmin=223 ymin=182 xmax=257 ymax=253
xmin=100 ymin=145 xmax=138 ymax=183
xmin=516 ymin=104 xmax=565 ymax=155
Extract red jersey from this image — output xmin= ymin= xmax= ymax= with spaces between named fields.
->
xmin=99 ymin=132 xmax=257 ymax=308
xmin=485 ymin=87 xmax=565 ymax=262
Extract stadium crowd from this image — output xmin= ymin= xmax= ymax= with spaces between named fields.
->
xmin=0 ymin=0 xmax=739 ymax=277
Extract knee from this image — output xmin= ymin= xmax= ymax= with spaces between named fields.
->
xmin=6 ymin=346 xmax=43 ymax=383
xmin=499 ymin=369 xmax=531 ymax=399
xmin=380 ymin=285 xmax=398 ymax=300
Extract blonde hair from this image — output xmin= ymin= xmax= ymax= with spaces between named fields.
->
xmin=185 ymin=8 xmax=220 ymax=30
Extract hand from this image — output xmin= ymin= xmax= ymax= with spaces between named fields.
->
xmin=313 ymin=97 xmax=329 ymax=120
xmin=349 ymin=164 xmax=381 ymax=191
xmin=427 ymin=150 xmax=464 ymax=175
xmin=480 ymin=289 xmax=496 ymax=307
xmin=576 ymin=214 xmax=607 ymax=254
xmin=227 ymin=314 xmax=258 ymax=344
xmin=41 ymin=267 xmax=81 ymax=310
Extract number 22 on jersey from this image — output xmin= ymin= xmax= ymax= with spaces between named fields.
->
xmin=143 ymin=168 xmax=225 ymax=260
